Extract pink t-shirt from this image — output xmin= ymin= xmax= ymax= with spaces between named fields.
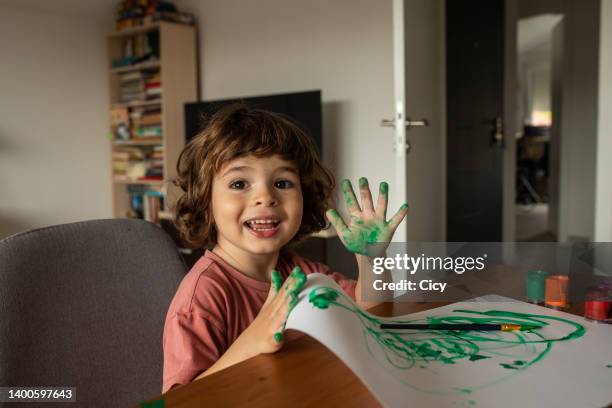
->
xmin=162 ymin=250 xmax=356 ymax=393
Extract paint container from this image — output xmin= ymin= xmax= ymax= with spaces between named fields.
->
xmin=526 ymin=270 xmax=548 ymax=305
xmin=545 ymin=275 xmax=569 ymax=310
xmin=597 ymin=280 xmax=612 ymax=291
xmin=584 ymin=287 xmax=612 ymax=323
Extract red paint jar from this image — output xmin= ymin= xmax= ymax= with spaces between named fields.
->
xmin=584 ymin=288 xmax=612 ymax=322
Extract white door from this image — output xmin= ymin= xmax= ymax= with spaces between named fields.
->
xmin=388 ymin=0 xmax=446 ymax=242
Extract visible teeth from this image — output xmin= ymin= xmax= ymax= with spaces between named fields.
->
xmin=251 ymin=226 xmax=276 ymax=231
xmin=248 ymin=219 xmax=277 ymax=224
xmin=245 ymin=219 xmax=279 ymax=231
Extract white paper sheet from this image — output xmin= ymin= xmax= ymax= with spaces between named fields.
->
xmin=285 ymin=274 xmax=612 ymax=408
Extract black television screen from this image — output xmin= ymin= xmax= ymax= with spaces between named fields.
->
xmin=184 ymin=90 xmax=323 ymax=157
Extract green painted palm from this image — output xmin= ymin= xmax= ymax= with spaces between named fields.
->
xmin=326 ymin=178 xmax=409 ymax=257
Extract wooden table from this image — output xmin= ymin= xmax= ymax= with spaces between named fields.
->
xmin=140 ymin=300 xmax=585 ymax=408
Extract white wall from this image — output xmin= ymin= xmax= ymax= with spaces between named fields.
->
xmin=556 ymin=0 xmax=600 ymax=241
xmin=595 ymin=0 xmax=612 ymax=241
xmin=0 ymin=5 xmax=112 ymax=238
xmin=176 ymin=0 xmax=397 ymax=219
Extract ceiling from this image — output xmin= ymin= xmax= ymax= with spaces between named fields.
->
xmin=518 ymin=13 xmax=564 ymax=54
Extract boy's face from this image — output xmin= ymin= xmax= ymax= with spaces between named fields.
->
xmin=211 ymin=154 xmax=303 ymax=257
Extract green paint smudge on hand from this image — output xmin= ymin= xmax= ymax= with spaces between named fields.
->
xmin=271 ymin=270 xmax=282 ymax=293
xmin=359 ymin=177 xmax=368 ymax=189
xmin=290 ymin=266 xmax=306 ymax=288
xmin=274 ymin=332 xmax=283 ymax=343
xmin=380 ymin=181 xmax=389 ymax=195
xmin=341 ymin=179 xmax=357 ymax=209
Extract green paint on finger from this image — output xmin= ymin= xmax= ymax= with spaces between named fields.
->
xmin=341 ymin=179 xmax=357 ymax=208
xmin=359 ymin=177 xmax=368 ymax=188
xmin=290 ymin=266 xmax=306 ymax=290
xmin=274 ymin=332 xmax=283 ymax=343
xmin=380 ymin=181 xmax=389 ymax=195
xmin=271 ymin=270 xmax=282 ymax=293
xmin=400 ymin=203 xmax=409 ymax=211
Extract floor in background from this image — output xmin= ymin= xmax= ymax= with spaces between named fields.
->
xmin=515 ymin=203 xmax=556 ymax=242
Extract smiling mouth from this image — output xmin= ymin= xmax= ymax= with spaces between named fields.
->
xmin=244 ymin=219 xmax=281 ymax=231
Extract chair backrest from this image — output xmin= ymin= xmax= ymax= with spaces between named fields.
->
xmin=0 ymin=219 xmax=187 ymax=407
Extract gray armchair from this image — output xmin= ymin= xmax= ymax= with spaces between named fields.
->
xmin=0 ymin=219 xmax=187 ymax=407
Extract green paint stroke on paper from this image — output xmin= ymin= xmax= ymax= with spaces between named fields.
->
xmin=308 ymin=285 xmax=586 ymax=396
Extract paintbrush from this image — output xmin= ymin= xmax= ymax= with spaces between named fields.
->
xmin=379 ymin=323 xmax=540 ymax=331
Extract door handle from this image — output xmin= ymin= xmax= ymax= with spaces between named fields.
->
xmin=381 ymin=117 xmax=429 ymax=153
xmin=491 ymin=117 xmax=504 ymax=147
xmin=381 ymin=118 xmax=429 ymax=128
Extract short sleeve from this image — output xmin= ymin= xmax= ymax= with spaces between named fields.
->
xmin=162 ymin=312 xmax=227 ymax=393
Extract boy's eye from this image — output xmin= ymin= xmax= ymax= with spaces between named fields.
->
xmin=229 ymin=180 xmax=248 ymax=189
xmin=274 ymin=180 xmax=294 ymax=189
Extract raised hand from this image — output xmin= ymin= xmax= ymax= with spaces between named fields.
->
xmin=326 ymin=178 xmax=408 ymax=257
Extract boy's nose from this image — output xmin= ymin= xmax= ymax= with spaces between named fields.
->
xmin=253 ymin=187 xmax=278 ymax=207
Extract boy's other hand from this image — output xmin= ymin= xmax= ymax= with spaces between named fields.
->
xmin=244 ymin=267 xmax=306 ymax=355
xmin=326 ymin=178 xmax=409 ymax=257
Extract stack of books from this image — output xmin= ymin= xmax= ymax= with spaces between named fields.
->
xmin=115 ymin=0 xmax=194 ymax=32
xmin=130 ymin=105 xmax=162 ymax=139
xmin=118 ymin=70 xmax=159 ymax=103
xmin=112 ymin=147 xmax=145 ymax=182
xmin=145 ymin=72 xmax=162 ymax=99
xmin=140 ymin=146 xmax=164 ymax=181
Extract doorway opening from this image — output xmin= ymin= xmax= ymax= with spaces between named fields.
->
xmin=515 ymin=13 xmax=563 ymax=242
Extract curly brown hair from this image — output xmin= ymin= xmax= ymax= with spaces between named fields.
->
xmin=173 ymin=103 xmax=335 ymax=249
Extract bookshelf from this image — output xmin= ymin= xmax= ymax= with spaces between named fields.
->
xmin=108 ymin=22 xmax=197 ymax=224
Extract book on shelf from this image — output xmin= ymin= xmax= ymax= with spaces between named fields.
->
xmin=112 ymin=30 xmax=160 ymax=68
xmin=135 ymin=125 xmax=162 ymax=138
xmin=114 ymin=0 xmax=195 ymax=31
xmin=112 ymin=146 xmax=162 ymax=181
xmin=117 ymin=70 xmax=160 ymax=103
xmin=126 ymin=184 xmax=164 ymax=223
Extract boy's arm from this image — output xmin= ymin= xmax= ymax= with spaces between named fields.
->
xmin=193 ymin=329 xmax=259 ymax=380
xmin=355 ymin=254 xmax=392 ymax=310
xmin=193 ymin=269 xmax=306 ymax=381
